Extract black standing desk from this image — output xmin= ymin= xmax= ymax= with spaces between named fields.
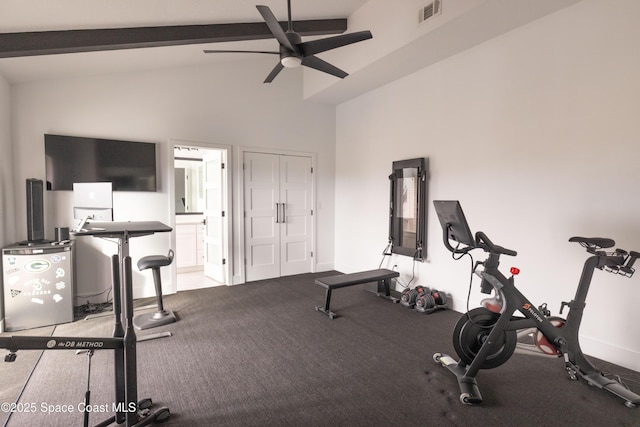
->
xmin=73 ymin=221 xmax=172 ymax=426
xmin=0 ymin=221 xmax=172 ymax=427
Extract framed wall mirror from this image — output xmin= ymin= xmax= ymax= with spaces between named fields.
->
xmin=175 ymin=157 xmax=204 ymax=214
xmin=389 ymin=157 xmax=428 ymax=260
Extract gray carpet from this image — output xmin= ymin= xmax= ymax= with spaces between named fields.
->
xmin=1 ymin=272 xmax=639 ymax=426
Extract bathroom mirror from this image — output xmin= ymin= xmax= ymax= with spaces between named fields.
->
xmin=175 ymin=158 xmax=204 ymax=214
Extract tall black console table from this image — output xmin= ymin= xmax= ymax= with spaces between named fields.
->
xmin=0 ymin=221 xmax=172 ymax=426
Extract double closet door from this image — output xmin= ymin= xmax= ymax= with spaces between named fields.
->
xmin=244 ymin=152 xmax=313 ymax=282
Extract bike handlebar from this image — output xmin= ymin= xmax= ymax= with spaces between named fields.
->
xmin=623 ymin=251 xmax=640 ymax=275
xmin=472 ymin=232 xmax=638 ymax=278
xmin=475 ymin=232 xmax=517 ymax=257
xmin=605 ymin=249 xmax=639 ymax=276
xmin=569 ymin=236 xmax=639 ymax=277
xmin=442 ymin=224 xmax=638 ymax=278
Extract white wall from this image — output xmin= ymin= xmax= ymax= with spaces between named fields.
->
xmin=0 ymin=74 xmax=15 ymax=248
xmin=335 ymin=0 xmax=640 ymax=370
xmin=10 ymin=57 xmax=336 ymax=301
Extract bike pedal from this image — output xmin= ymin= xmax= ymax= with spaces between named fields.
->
xmin=538 ymin=303 xmax=551 ymax=317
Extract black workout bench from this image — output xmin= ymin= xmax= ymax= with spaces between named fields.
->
xmin=314 ymin=269 xmax=400 ymax=319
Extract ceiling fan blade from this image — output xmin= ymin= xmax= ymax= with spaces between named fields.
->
xmin=264 ymin=61 xmax=285 ymax=83
xmin=301 ymin=55 xmax=348 ymax=79
xmin=203 ymin=50 xmax=279 ymax=55
xmin=256 ymin=5 xmax=296 ymax=51
xmin=298 ymin=31 xmax=373 ymax=57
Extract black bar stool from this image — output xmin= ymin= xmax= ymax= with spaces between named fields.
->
xmin=133 ymin=249 xmax=177 ymax=330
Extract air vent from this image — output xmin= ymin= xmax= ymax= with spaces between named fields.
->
xmin=419 ymin=0 xmax=442 ymax=24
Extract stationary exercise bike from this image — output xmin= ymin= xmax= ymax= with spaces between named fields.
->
xmin=431 ymin=200 xmax=640 ymax=407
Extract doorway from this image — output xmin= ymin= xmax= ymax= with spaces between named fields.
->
xmin=173 ymin=143 xmax=231 ymax=291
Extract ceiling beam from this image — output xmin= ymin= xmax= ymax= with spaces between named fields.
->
xmin=0 ymin=19 xmax=348 ymax=58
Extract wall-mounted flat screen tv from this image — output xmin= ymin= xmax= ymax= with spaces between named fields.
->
xmin=44 ymin=134 xmax=157 ymax=191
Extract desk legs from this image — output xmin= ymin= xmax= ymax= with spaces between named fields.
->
xmin=117 ymin=233 xmax=139 ymax=425
xmin=111 ymin=256 xmax=126 ymax=425
xmin=123 ymin=256 xmax=139 ymax=425
xmin=96 ymin=254 xmax=169 ymax=427
xmin=100 ymin=255 xmax=136 ymax=426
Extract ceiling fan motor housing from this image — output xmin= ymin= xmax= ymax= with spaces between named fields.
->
xmin=280 ymin=32 xmax=303 ymax=67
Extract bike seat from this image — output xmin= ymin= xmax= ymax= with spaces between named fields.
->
xmin=569 ymin=236 xmax=615 ymax=249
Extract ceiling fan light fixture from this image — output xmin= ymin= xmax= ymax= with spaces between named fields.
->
xmin=205 ymin=1 xmax=372 ymax=83
xmin=281 ymin=56 xmax=302 ymax=68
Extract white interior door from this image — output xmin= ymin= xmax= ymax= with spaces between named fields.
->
xmin=244 ymin=152 xmax=313 ymax=282
xmin=280 ymin=155 xmax=313 ymax=276
xmin=244 ymin=152 xmax=281 ymax=281
xmin=203 ymin=150 xmax=226 ymax=283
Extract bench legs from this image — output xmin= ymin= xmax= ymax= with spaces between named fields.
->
xmin=315 ymin=288 xmax=336 ymax=319
xmin=365 ymin=278 xmax=400 ymax=304
xmin=315 ymin=279 xmax=399 ymax=320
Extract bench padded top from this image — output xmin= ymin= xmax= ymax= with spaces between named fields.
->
xmin=315 ymin=269 xmax=399 ymax=289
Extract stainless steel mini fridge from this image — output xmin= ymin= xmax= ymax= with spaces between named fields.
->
xmin=2 ymin=241 xmax=75 ymax=331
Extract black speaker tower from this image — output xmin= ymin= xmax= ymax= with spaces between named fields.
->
xmin=26 ymin=178 xmax=45 ymax=243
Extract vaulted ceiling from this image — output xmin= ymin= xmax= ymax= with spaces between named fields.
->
xmin=0 ymin=0 xmax=584 ymax=104
xmin=0 ymin=0 xmax=369 ymax=83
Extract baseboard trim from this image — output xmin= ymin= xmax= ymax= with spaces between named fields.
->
xmin=314 ymin=262 xmax=334 ymax=272
xmin=580 ymin=335 xmax=640 ymax=372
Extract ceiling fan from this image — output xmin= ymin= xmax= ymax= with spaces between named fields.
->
xmin=203 ymin=0 xmax=373 ymax=83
